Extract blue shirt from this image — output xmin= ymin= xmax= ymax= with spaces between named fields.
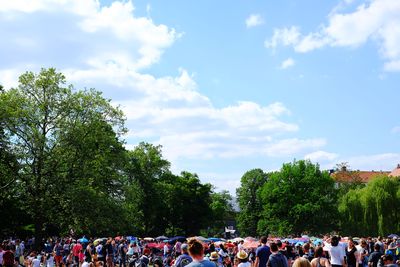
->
xmin=256 ymin=245 xmax=271 ymax=267
xmin=186 ymin=259 xmax=216 ymax=267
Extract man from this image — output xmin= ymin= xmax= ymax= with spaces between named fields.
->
xmin=255 ymin=237 xmax=271 ymax=267
xmin=357 ymin=239 xmax=369 ymax=267
xmin=72 ymin=240 xmax=82 ymax=267
xmin=175 ymin=241 xmax=182 ymax=257
xmin=381 ymin=254 xmax=398 ymax=267
xmin=53 ymin=240 xmax=63 ymax=267
xmin=174 ymin=244 xmax=192 ymax=267
xmin=119 ymin=240 xmax=128 ymax=267
xmin=185 ymin=239 xmax=215 ymax=267
xmin=267 ymin=243 xmax=288 ymax=267
xmin=302 ymin=243 xmax=313 ymax=262
xmin=368 ymin=244 xmax=383 ymax=267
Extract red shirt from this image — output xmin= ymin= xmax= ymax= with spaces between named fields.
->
xmin=73 ymin=243 xmax=83 ymax=256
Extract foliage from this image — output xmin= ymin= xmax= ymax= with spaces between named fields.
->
xmin=257 ymin=160 xmax=338 ymax=236
xmin=339 ymin=175 xmax=400 ymax=236
xmin=236 ymin=169 xmax=268 ymax=237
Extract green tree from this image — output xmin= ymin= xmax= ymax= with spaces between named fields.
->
xmin=0 ymin=68 xmax=126 ymax=241
xmin=258 ymin=160 xmax=338 ymax=236
xmin=339 ymin=175 xmax=400 ymax=236
xmin=209 ymin=190 xmax=235 ymax=236
xmin=236 ymin=168 xmax=268 ymax=237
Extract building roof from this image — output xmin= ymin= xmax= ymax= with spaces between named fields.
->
xmin=331 ymin=170 xmax=390 ymax=183
xmin=389 ymin=164 xmax=400 ymax=177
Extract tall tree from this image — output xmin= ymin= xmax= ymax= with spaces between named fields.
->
xmin=236 ymin=168 xmax=268 ymax=237
xmin=258 ymin=160 xmax=338 ymax=236
xmin=0 ymin=68 xmax=126 ymax=242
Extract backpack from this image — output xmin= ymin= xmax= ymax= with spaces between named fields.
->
xmin=179 ymin=258 xmax=191 ymax=267
xmin=135 ymin=258 xmax=147 ymax=267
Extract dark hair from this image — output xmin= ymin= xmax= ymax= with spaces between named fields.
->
xmin=382 ymin=254 xmax=393 ymax=262
xmin=188 ymin=239 xmax=204 ymax=257
xmin=315 ymin=247 xmax=323 ymax=258
xmin=374 ymin=243 xmax=381 ymax=251
xmin=303 ymin=243 xmax=310 ymax=251
xmin=270 ymin=242 xmax=278 ymax=252
xmin=276 ymin=240 xmax=282 ymax=248
xmin=331 ymin=236 xmax=339 ymax=247
xmin=260 ymin=236 xmax=268 ymax=244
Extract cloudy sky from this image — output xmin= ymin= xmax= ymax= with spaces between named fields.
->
xmin=1 ymin=0 xmax=400 ymax=194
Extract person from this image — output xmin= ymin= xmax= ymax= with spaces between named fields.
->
xmin=46 ymin=253 xmax=55 ymax=267
xmin=303 ymin=244 xmax=314 ymax=262
xmin=54 ymin=240 xmax=64 ymax=267
xmin=381 ymin=254 xmax=398 ymax=267
xmin=175 ymin=242 xmax=182 ymax=257
xmin=267 ymin=242 xmax=288 ymax=267
xmin=0 ymin=245 xmax=5 ymax=267
xmin=2 ymin=246 xmax=14 ymax=267
xmin=73 ymin=241 xmax=83 ymax=266
xmin=368 ymin=244 xmax=383 ymax=267
xmin=293 ymin=258 xmax=311 ymax=267
xmin=325 ymin=236 xmax=345 ymax=267
xmin=237 ymin=250 xmax=251 ymax=267
xmin=119 ymin=240 xmax=128 ymax=267
xmin=32 ymin=254 xmax=41 ymax=267
xmin=185 ymin=239 xmax=215 ymax=267
xmin=375 ymin=239 xmax=384 ymax=255
xmin=311 ymin=247 xmax=331 ymax=267
xmin=255 ymin=237 xmax=271 ymax=267
xmin=15 ymin=240 xmax=22 ymax=266
xmin=210 ymin=252 xmax=219 ymax=267
xmin=174 ymin=244 xmax=193 ymax=267
xmin=347 ymin=239 xmax=359 ymax=267
xmin=357 ymin=240 xmax=369 ymax=267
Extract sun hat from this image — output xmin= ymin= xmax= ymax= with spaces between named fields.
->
xmin=210 ymin=252 xmax=219 ymax=261
xmin=237 ymin=250 xmax=248 ymax=260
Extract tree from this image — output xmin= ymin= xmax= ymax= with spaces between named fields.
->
xmin=0 ymin=68 xmax=126 ymax=242
xmin=236 ymin=168 xmax=268 ymax=237
xmin=339 ymin=175 xmax=400 ymax=236
xmin=258 ymin=160 xmax=338 ymax=236
xmin=209 ymin=190 xmax=235 ymax=236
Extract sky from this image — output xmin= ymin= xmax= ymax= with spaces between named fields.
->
xmin=1 ymin=0 xmax=400 ymax=194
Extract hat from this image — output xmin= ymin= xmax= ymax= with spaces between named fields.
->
xmin=210 ymin=252 xmax=219 ymax=261
xmin=237 ymin=250 xmax=248 ymax=260
xmin=181 ymin=244 xmax=188 ymax=251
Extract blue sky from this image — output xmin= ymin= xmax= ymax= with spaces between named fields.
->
xmin=1 ymin=0 xmax=400 ymax=193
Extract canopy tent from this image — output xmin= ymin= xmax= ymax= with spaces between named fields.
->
xmin=168 ymin=236 xmax=187 ymax=243
xmin=155 ymin=236 xmax=169 ymax=241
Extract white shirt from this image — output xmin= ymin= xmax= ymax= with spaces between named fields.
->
xmin=32 ymin=258 xmax=41 ymax=267
xmin=82 ymin=261 xmax=90 ymax=267
xmin=327 ymin=245 xmax=346 ymax=266
xmin=238 ymin=262 xmax=251 ymax=267
xmin=47 ymin=256 xmax=54 ymax=267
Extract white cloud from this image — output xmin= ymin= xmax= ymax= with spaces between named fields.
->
xmin=280 ymin=58 xmax=295 ymax=69
xmin=304 ymin=150 xmax=339 ymax=162
xmin=0 ymin=0 xmax=331 ymax=193
xmin=245 ymin=14 xmax=264 ymax=28
xmin=391 ymin=126 xmax=400 ymax=134
xmin=265 ymin=0 xmax=400 ymax=71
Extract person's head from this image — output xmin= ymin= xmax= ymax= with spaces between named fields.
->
xmin=303 ymin=243 xmax=310 ymax=252
xmin=292 ymin=257 xmax=311 ymax=267
xmin=188 ymin=239 xmax=204 ymax=259
xmin=270 ymin=242 xmax=279 ymax=253
xmin=382 ymin=254 xmax=393 ymax=264
xmin=374 ymin=243 xmax=381 ymax=251
xmin=210 ymin=252 xmax=219 ymax=262
xmin=181 ymin=244 xmax=189 ymax=254
xmin=331 ymin=236 xmax=339 ymax=247
xmin=260 ymin=236 xmax=268 ymax=244
xmin=236 ymin=250 xmax=248 ymax=263
xmin=314 ymin=247 xmax=324 ymax=258
xmin=276 ymin=240 xmax=283 ymax=249
xmin=360 ymin=239 xmax=367 ymax=248
xmin=348 ymin=239 xmax=355 ymax=248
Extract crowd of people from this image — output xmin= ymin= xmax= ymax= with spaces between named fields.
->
xmin=0 ymin=235 xmax=399 ymax=267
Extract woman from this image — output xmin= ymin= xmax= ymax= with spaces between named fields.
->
xmin=311 ymin=247 xmax=331 ymax=267
xmin=293 ymin=258 xmax=311 ymax=267
xmin=346 ymin=239 xmax=358 ymax=267
xmin=325 ymin=236 xmax=345 ymax=267
xmin=236 ymin=250 xmax=250 ymax=267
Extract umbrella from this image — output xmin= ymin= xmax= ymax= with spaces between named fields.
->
xmin=78 ymin=237 xmax=89 ymax=243
xmin=232 ymin=237 xmax=244 ymax=242
xmin=208 ymin=238 xmax=221 ymax=242
xmin=243 ymin=240 xmax=259 ymax=249
xmin=169 ymin=236 xmax=187 ymax=243
xmin=114 ymin=236 xmax=122 ymax=241
xmin=94 ymin=238 xmax=102 ymax=246
xmin=225 ymin=243 xmax=235 ymax=248
xmin=313 ymin=239 xmax=323 ymax=246
xmin=194 ymin=236 xmax=210 ymax=242
xmin=245 ymin=237 xmax=257 ymax=242
xmin=156 ymin=236 xmax=169 ymax=241
xmin=144 ymin=237 xmax=154 ymax=241
xmin=295 ymin=241 xmax=304 ymax=247
xmin=388 ymin=234 xmax=399 ymax=239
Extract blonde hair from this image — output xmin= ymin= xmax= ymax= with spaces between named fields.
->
xmin=293 ymin=257 xmax=311 ymax=267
